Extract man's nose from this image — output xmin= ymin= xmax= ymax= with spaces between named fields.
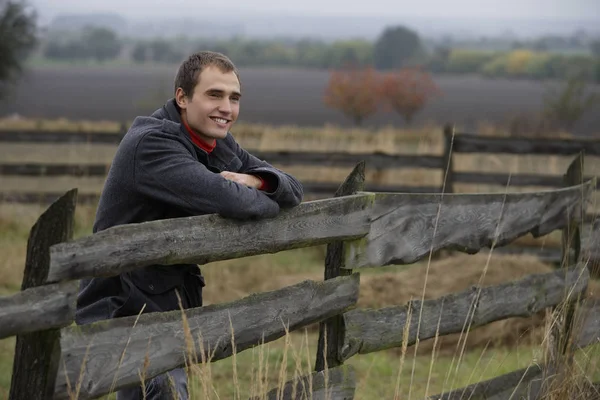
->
xmin=218 ymin=99 xmax=232 ymax=113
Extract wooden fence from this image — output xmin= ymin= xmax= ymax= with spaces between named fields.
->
xmin=1 ymin=125 xmax=600 ymax=201
xmin=1 ymin=152 xmax=599 ymax=399
xmin=1 ymin=125 xmax=599 ymax=265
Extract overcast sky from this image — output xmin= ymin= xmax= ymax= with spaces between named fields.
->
xmin=30 ymin=0 xmax=599 ymax=21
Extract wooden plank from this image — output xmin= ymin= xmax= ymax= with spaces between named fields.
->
xmin=0 ymin=130 xmax=123 ymax=144
xmin=0 ymin=191 xmax=100 ymax=205
xmin=0 ymin=163 xmax=109 ymax=177
xmin=581 ymin=221 xmax=600 ymax=267
xmin=427 ymin=365 xmax=543 ymax=400
xmin=53 ymin=275 xmax=360 ymax=400
xmin=9 ymin=189 xmax=77 ymax=400
xmin=441 ymin=124 xmax=455 ymax=193
xmin=454 ymin=171 xmax=600 ymax=188
xmin=252 ymin=151 xmax=444 ymax=170
xmin=0 ymin=282 xmax=77 ymax=339
xmin=452 ymin=133 xmax=600 ymax=156
xmin=254 ymin=365 xmax=356 ymax=400
xmin=339 ymin=266 xmax=588 ymax=361
xmin=48 ymin=194 xmax=372 ymax=282
xmin=315 ymin=162 xmax=365 ymax=372
xmin=574 ymin=300 xmax=600 ymax=349
xmin=345 ymin=180 xmax=595 ymax=269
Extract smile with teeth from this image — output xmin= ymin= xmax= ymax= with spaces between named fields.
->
xmin=211 ymin=117 xmax=229 ymax=124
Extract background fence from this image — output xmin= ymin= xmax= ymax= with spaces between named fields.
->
xmin=1 ymin=124 xmax=599 ymax=265
xmin=1 ymin=153 xmax=599 ymax=399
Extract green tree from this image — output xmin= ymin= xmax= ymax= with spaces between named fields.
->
xmin=0 ymin=0 xmax=37 ymax=97
xmin=81 ymin=26 xmax=121 ymax=62
xmin=131 ymin=42 xmax=148 ymax=63
xmin=373 ymin=25 xmax=421 ymax=70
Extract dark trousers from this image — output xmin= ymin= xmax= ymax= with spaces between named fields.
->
xmin=116 ymin=368 xmax=188 ymax=400
xmin=112 ymin=270 xmax=205 ymax=400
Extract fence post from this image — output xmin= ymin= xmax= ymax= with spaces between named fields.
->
xmin=314 ymin=161 xmax=365 ymax=372
xmin=9 ymin=189 xmax=78 ymax=400
xmin=441 ymin=124 xmax=455 ymax=194
xmin=542 ymin=152 xmax=584 ymax=394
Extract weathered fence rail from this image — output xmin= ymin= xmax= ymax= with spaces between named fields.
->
xmin=1 ymin=137 xmax=600 ymax=398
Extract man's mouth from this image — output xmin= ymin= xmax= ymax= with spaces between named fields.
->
xmin=210 ymin=117 xmax=230 ymax=124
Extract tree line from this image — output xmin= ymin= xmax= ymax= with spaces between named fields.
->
xmin=38 ymin=25 xmax=600 ymax=83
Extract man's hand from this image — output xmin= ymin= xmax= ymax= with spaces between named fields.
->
xmin=220 ymin=171 xmax=262 ymax=189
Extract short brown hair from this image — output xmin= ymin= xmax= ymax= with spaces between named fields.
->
xmin=174 ymin=51 xmax=240 ymax=97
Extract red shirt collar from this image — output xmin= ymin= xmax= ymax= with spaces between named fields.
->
xmin=181 ymin=116 xmax=216 ymax=153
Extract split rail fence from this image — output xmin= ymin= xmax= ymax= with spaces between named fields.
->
xmin=1 ymin=125 xmax=599 ymax=265
xmin=1 ymin=152 xmax=599 ymax=399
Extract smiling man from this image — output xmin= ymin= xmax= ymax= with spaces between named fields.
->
xmin=75 ymin=51 xmax=304 ymax=399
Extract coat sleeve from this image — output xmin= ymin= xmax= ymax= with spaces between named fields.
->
xmin=228 ymin=134 xmax=304 ymax=208
xmin=133 ymin=132 xmax=280 ymax=219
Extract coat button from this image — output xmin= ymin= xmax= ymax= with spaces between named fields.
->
xmin=149 ymin=284 xmax=154 ymax=290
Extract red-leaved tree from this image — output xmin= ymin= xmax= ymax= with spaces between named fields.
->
xmin=381 ymin=67 xmax=440 ymax=124
xmin=323 ymin=66 xmax=382 ymax=126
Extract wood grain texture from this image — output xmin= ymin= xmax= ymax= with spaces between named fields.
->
xmin=316 ymin=162 xmax=365 ymax=372
xmin=255 ymin=365 xmax=356 ymax=400
xmin=54 ymin=275 xmax=360 ymax=400
xmin=339 ymin=266 xmax=589 ymax=361
xmin=48 ymin=194 xmax=372 ymax=282
xmin=428 ymin=365 xmax=543 ymax=400
xmin=452 ymin=133 xmax=600 ymax=155
xmin=0 ymin=282 xmax=77 ymax=339
xmin=582 ymin=221 xmax=600 ymax=263
xmin=9 ymin=189 xmax=77 ymax=400
xmin=441 ymin=124 xmax=455 ymax=193
xmin=574 ymin=299 xmax=600 ymax=349
xmin=345 ymin=181 xmax=595 ymax=269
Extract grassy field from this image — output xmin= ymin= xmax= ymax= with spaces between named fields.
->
xmin=0 ymin=120 xmax=600 ymax=398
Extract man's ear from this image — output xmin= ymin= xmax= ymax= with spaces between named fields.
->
xmin=175 ymin=87 xmax=188 ymax=109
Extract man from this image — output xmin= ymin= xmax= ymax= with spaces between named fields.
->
xmin=75 ymin=51 xmax=304 ymax=399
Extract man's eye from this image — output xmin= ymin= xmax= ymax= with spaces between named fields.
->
xmin=231 ymin=97 xmax=240 ymax=102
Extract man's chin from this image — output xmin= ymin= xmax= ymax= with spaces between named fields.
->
xmin=205 ymin=130 xmax=228 ymax=140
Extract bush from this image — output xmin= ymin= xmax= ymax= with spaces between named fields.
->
xmin=381 ymin=67 xmax=441 ymax=124
xmin=445 ymin=49 xmax=496 ymax=73
xmin=323 ymin=66 xmax=382 ymax=126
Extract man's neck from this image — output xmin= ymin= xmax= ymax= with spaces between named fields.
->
xmin=180 ymin=112 xmax=216 ymax=153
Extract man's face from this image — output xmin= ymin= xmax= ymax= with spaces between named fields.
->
xmin=176 ymin=66 xmax=241 ymax=142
